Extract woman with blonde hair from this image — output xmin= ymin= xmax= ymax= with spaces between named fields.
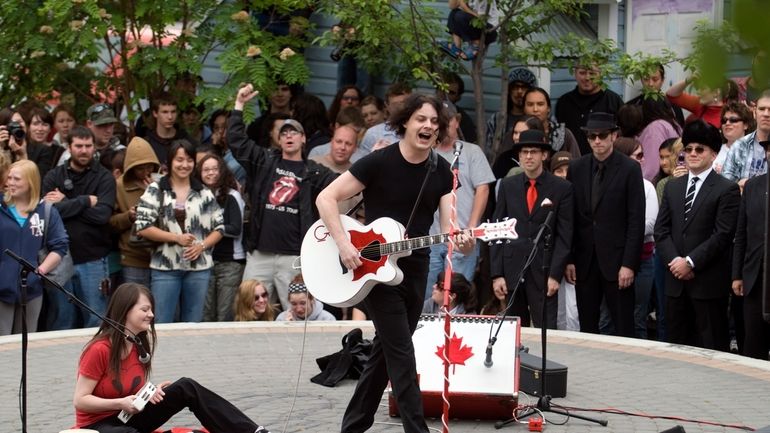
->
xmin=0 ymin=160 xmax=68 ymax=335
xmin=233 ymin=279 xmax=277 ymax=322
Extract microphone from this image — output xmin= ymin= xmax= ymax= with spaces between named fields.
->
xmin=453 ymin=140 xmax=463 ymax=156
xmin=484 ymin=339 xmax=494 ymax=368
xmin=541 ymin=198 xmax=555 ymax=230
xmin=128 ymin=332 xmax=151 ymax=364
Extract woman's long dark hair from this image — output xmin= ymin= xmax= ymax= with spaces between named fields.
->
xmin=292 ymin=93 xmax=331 ymax=139
xmin=81 ymin=283 xmax=157 ymax=379
xmin=196 ymin=153 xmax=238 ymax=206
xmin=641 ymin=96 xmax=681 ymax=133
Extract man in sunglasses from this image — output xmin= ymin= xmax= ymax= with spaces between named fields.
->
xmin=229 ymin=84 xmax=337 ymax=312
xmin=565 ymin=112 xmax=645 ymax=337
xmin=655 ymin=120 xmax=740 ymax=351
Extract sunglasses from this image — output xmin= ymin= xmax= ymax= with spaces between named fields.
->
xmin=587 ymin=131 xmax=612 ymax=141
xmin=632 ymin=151 xmax=644 ymax=160
xmin=255 ymin=292 xmax=269 ymax=300
xmin=280 ymin=129 xmax=302 ymax=137
xmin=683 ymin=146 xmax=707 ymax=154
xmin=721 ymin=116 xmax=743 ymax=124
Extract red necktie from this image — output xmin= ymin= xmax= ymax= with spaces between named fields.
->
xmin=527 ymin=179 xmax=537 ymax=214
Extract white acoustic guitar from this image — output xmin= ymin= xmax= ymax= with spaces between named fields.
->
xmin=300 ymin=214 xmax=518 ymax=307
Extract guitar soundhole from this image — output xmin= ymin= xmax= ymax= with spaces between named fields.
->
xmin=360 ymin=241 xmax=382 ymax=262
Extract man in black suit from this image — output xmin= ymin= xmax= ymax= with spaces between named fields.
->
xmin=490 ymin=130 xmax=573 ymax=328
xmin=732 ymin=140 xmax=770 ymax=360
xmin=565 ymin=112 xmax=645 ymax=337
xmin=655 ymin=120 xmax=740 ymax=351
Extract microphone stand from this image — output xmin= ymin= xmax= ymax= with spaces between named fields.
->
xmin=484 ymin=208 xmax=553 ymax=371
xmin=495 ymin=220 xmax=607 ymax=429
xmin=3 ymin=249 xmax=150 ymax=432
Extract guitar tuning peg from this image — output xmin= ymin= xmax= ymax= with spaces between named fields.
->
xmin=495 ymin=240 xmax=503 ymax=244
xmin=505 ymin=240 xmax=511 ymax=244
xmin=487 ymin=241 xmax=494 ymax=246
xmin=502 ymin=217 xmax=508 ymax=221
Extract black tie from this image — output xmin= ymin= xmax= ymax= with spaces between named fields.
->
xmin=684 ymin=176 xmax=699 ymax=221
xmin=591 ymin=161 xmax=605 ymax=212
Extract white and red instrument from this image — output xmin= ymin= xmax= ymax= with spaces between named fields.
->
xmin=300 ymin=215 xmax=518 ymax=307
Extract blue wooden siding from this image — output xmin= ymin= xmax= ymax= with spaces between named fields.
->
xmin=200 ymin=1 xmax=627 ymax=124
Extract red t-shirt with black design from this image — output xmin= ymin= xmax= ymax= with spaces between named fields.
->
xmin=75 ymin=338 xmax=146 ymax=428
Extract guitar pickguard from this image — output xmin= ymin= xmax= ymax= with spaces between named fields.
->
xmin=349 ymin=228 xmax=387 ymax=282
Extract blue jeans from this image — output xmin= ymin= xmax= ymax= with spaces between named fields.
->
xmin=151 ymin=269 xmax=210 ymax=323
xmin=122 ymin=266 xmax=151 ymax=288
xmin=634 ymin=257 xmax=655 ymax=339
xmin=47 ymin=257 xmax=109 ymax=330
xmin=425 ymin=243 xmax=479 ymax=299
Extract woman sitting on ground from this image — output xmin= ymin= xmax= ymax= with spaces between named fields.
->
xmin=72 ymin=282 xmax=271 ymax=433
xmin=233 ymin=279 xmax=277 ymax=322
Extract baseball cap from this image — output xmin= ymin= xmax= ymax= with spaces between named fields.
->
xmin=280 ymin=119 xmax=305 ymax=135
xmin=87 ymin=103 xmax=118 ymax=126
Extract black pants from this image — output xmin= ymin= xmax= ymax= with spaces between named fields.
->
xmin=85 ymin=377 xmax=260 ymax=433
xmin=508 ymin=271 xmax=557 ymax=329
xmin=666 ymin=291 xmax=729 ymax=352
xmin=576 ymin=253 xmax=635 ymax=337
xmin=743 ymin=280 xmax=770 ymax=360
xmin=341 ymin=257 xmax=429 ymax=433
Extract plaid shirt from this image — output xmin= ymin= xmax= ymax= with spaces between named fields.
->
xmin=721 ymin=131 xmax=767 ymax=181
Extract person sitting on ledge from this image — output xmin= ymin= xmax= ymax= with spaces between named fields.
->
xmin=72 ymin=282 xmax=271 ymax=433
xmin=276 ymin=280 xmax=336 ymax=321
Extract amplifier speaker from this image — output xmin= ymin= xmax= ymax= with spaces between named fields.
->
xmin=518 ymin=351 xmax=568 ymax=398
xmin=389 ymin=315 xmax=521 ymax=420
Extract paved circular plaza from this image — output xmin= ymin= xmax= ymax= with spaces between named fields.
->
xmin=1 ymin=321 xmax=769 ymax=433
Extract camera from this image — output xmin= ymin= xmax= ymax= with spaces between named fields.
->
xmin=7 ymin=121 xmax=25 ymax=142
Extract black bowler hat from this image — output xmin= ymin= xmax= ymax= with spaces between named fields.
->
xmin=581 ymin=112 xmax=618 ymax=131
xmin=513 ymin=129 xmax=552 ymax=152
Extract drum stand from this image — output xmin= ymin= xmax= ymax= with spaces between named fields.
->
xmin=495 ymin=223 xmax=607 ymax=429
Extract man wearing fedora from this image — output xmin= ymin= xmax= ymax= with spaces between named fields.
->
xmin=491 ymin=129 xmax=573 ymax=328
xmin=565 ymin=112 xmax=645 ymax=337
xmin=655 ymin=120 xmax=739 ymax=351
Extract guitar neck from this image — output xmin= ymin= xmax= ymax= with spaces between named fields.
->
xmin=380 ymin=228 xmax=483 ymax=255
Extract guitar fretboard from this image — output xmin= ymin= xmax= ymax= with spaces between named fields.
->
xmin=380 ymin=233 xmax=450 ymax=254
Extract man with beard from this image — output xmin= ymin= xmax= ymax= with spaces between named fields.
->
xmin=316 ymin=93 xmax=474 ymax=433
xmin=42 ymin=126 xmax=116 ymax=330
xmin=228 ymin=84 xmax=337 ymax=311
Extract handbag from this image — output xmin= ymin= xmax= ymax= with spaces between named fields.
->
xmin=38 ymin=202 xmax=75 ymax=288
xmin=128 ymin=185 xmax=163 ymax=249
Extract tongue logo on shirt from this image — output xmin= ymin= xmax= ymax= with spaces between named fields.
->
xmin=269 ymin=176 xmax=299 ymax=205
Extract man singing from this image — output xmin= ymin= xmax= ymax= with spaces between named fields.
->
xmin=316 ymin=93 xmax=473 ymax=433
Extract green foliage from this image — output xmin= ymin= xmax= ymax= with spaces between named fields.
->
xmin=0 ymin=0 xmax=314 ymax=126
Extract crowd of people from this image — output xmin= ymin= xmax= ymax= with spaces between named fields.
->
xmin=0 ymin=62 xmax=768 ymax=363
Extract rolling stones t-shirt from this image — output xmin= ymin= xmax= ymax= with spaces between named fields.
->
xmin=257 ymin=159 xmax=304 ymax=254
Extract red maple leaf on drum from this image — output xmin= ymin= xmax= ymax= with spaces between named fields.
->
xmin=435 ymin=333 xmax=474 ymax=374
